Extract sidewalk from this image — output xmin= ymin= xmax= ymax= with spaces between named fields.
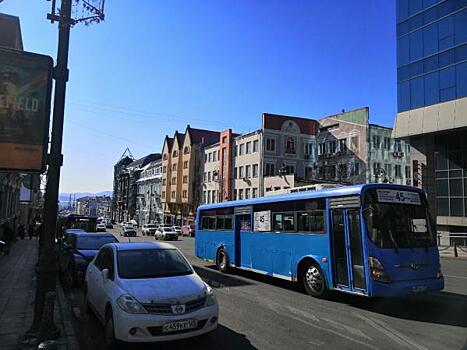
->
xmin=439 ymin=245 xmax=467 ymax=260
xmin=0 ymin=239 xmax=79 ymax=350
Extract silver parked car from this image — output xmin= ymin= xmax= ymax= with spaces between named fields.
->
xmin=155 ymin=227 xmax=178 ymax=241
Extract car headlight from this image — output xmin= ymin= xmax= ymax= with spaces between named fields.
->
xmin=205 ymin=284 xmax=217 ymax=306
xmin=117 ymin=294 xmax=148 ymax=314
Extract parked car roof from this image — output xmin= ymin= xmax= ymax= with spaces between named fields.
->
xmin=70 ymin=232 xmax=115 ymax=238
xmin=111 ymin=242 xmax=174 ymax=251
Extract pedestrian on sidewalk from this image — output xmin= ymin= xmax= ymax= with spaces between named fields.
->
xmin=28 ymin=223 xmax=34 ymax=240
xmin=18 ymin=224 xmax=25 ymax=240
xmin=2 ymin=222 xmax=13 ymax=255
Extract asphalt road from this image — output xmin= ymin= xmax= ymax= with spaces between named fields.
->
xmin=62 ymin=229 xmax=467 ymax=350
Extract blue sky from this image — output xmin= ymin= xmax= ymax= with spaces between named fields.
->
xmin=1 ymin=0 xmax=397 ymax=193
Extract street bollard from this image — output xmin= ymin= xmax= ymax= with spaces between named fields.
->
xmin=454 ymin=243 xmax=458 ymax=258
xmin=37 ymin=291 xmax=60 ymax=344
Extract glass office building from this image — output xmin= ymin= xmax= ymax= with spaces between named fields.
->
xmin=394 ymin=0 xmax=467 ymax=243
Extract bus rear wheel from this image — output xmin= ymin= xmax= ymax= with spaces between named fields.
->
xmin=302 ymin=263 xmax=328 ymax=298
xmin=216 ymin=248 xmax=230 ymax=273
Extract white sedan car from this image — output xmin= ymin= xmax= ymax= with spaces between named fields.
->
xmin=84 ymin=242 xmax=218 ymax=347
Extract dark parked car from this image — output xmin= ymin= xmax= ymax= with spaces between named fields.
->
xmin=105 ymin=221 xmax=113 ymax=229
xmin=58 ymin=232 xmax=118 ymax=286
xmin=121 ymin=225 xmax=137 ymax=237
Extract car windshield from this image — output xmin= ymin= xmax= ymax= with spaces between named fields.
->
xmin=117 ymin=249 xmax=193 ymax=279
xmin=147 ymin=224 xmax=157 ymax=228
xmin=363 ymin=189 xmax=435 ymax=249
xmin=76 ymin=236 xmax=116 ymax=250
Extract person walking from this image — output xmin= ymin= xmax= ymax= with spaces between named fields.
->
xmin=18 ymin=224 xmax=25 ymax=239
xmin=28 ymin=223 xmax=34 ymax=240
xmin=2 ymin=222 xmax=13 ymax=255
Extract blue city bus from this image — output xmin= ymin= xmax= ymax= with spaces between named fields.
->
xmin=195 ymin=184 xmax=444 ymax=297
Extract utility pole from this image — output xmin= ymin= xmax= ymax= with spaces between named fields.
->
xmin=27 ymin=0 xmax=105 ymax=339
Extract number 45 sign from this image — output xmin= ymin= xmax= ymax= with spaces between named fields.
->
xmin=376 ymin=189 xmax=421 ymax=205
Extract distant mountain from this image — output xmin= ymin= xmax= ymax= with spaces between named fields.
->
xmin=59 ymin=191 xmax=112 ymax=205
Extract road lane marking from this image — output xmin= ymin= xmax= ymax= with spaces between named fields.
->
xmin=444 ymin=274 xmax=467 ymax=280
xmin=355 ymin=314 xmax=427 ymax=350
xmin=322 ymin=317 xmax=372 ymax=341
xmin=285 ymin=313 xmax=379 ymax=350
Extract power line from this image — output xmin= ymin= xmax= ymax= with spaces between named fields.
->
xmin=67 ymin=99 xmax=257 ymax=132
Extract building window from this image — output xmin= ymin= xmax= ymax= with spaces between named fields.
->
xmin=203 ymin=172 xmax=207 ymax=182
xmin=304 ymin=143 xmax=313 ymax=158
xmin=162 ymin=191 xmax=165 ymax=199
xmin=238 ymin=189 xmax=244 ymax=200
xmin=208 ymin=153 xmax=212 ymax=162
xmin=252 ymin=188 xmax=258 ymax=198
xmin=234 ymin=145 xmax=238 ymax=156
xmin=318 ymin=143 xmax=325 ymax=155
xmin=245 ymin=188 xmax=251 ymax=199
xmin=286 ymin=137 xmax=296 ymax=154
xmin=384 ymin=137 xmax=391 ymax=150
xmin=305 ymin=166 xmax=313 ymax=179
xmin=233 ymin=190 xmax=237 ymax=200
xmin=284 ymin=165 xmax=295 ymax=175
xmin=384 ymin=163 xmax=392 ymax=177
xmin=338 ymin=139 xmax=347 ymax=152
xmin=406 ymin=143 xmax=411 ymax=154
xmin=171 ymin=177 xmax=176 ymax=185
xmin=172 ymin=150 xmax=178 ymax=157
xmin=265 ymin=163 xmax=275 ymax=177
xmin=211 ymin=191 xmax=216 ymax=203
xmin=245 ymin=165 xmax=251 ymax=178
xmin=239 ymin=166 xmax=244 ymax=178
xmin=239 ymin=144 xmax=244 ymax=155
xmin=329 ymin=141 xmax=337 ymax=154
xmin=222 ymin=136 xmax=227 ymax=143
xmin=184 ymin=146 xmax=190 ymax=154
xmin=373 ymin=162 xmax=381 ymax=176
xmin=182 ymin=190 xmax=187 ymax=198
xmin=246 ymin=141 xmax=251 ymax=154
xmin=234 ymin=167 xmax=237 ymax=179
xmin=373 ymin=135 xmax=381 ymax=149
xmin=183 ymin=175 xmax=188 ymax=184
xmin=253 ymin=164 xmax=258 ymax=178
xmin=213 ymin=150 xmax=217 ymax=162
xmin=172 ymin=163 xmax=177 ymax=171
xmin=203 ymin=191 xmax=207 ymax=203
xmin=327 ymin=165 xmax=336 ymax=179
xmin=162 ymin=179 xmax=166 ymax=186
xmin=394 ymin=140 xmax=402 ymax=152
xmin=163 ymin=154 xmax=168 ymax=160
xmin=171 ymin=191 xmax=176 ymax=199
xmin=253 ymin=140 xmax=259 ymax=152
xmin=395 ymin=165 xmax=402 ymax=178
xmin=405 ymin=165 xmax=411 ymax=180
xmin=266 ymin=138 xmax=275 ymax=152
xmin=183 ymin=160 xmax=188 ymax=169
xmin=208 ymin=172 xmax=211 ymax=182
xmin=162 ymin=166 xmax=167 ymax=173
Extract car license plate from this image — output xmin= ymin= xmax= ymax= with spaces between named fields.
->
xmin=162 ymin=319 xmax=198 ymax=333
xmin=412 ymin=285 xmax=427 ymax=293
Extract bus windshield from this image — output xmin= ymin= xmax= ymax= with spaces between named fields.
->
xmin=363 ymin=189 xmax=435 ymax=249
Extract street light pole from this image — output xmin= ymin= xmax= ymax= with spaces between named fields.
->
xmin=28 ymin=0 xmax=72 ymax=337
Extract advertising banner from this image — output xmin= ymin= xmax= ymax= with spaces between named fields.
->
xmin=254 ymin=210 xmax=271 ymax=232
xmin=0 ymin=48 xmax=53 ymax=173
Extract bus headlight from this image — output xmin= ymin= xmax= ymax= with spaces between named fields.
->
xmin=369 ymin=257 xmax=391 ymax=283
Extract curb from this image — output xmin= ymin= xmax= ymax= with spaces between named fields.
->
xmin=56 ymin=282 xmax=80 ymax=350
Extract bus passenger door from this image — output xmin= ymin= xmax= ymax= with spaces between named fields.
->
xmin=330 ymin=205 xmax=367 ymax=293
xmin=234 ymin=206 xmax=252 ymax=268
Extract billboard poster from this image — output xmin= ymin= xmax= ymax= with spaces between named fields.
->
xmin=0 ymin=48 xmax=53 ymax=173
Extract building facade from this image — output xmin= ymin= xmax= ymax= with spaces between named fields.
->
xmin=136 ymin=159 xmax=163 ymax=227
xmin=114 ymin=154 xmax=161 ymax=224
xmin=76 ymin=196 xmax=112 ymax=218
xmin=318 ymin=108 xmax=411 ymax=185
xmin=393 ymin=0 xmax=467 ymax=238
xmin=161 ymin=126 xmax=220 ymax=224
xmin=111 ymin=153 xmax=133 ymax=222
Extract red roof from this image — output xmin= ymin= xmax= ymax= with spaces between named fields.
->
xmin=188 ymin=126 xmax=220 ymax=146
xmin=262 ymin=113 xmax=318 ymax=135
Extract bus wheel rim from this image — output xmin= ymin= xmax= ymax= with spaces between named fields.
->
xmin=306 ymin=266 xmax=322 ymax=292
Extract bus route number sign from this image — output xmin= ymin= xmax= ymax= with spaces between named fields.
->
xmin=376 ymin=189 xmax=421 ymax=205
xmin=254 ymin=211 xmax=271 ymax=232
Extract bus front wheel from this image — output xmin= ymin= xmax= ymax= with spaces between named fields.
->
xmin=216 ymin=248 xmax=230 ymax=273
xmin=302 ymin=263 xmax=328 ymax=298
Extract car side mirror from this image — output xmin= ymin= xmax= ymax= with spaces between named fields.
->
xmin=101 ymin=268 xmax=110 ymax=280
